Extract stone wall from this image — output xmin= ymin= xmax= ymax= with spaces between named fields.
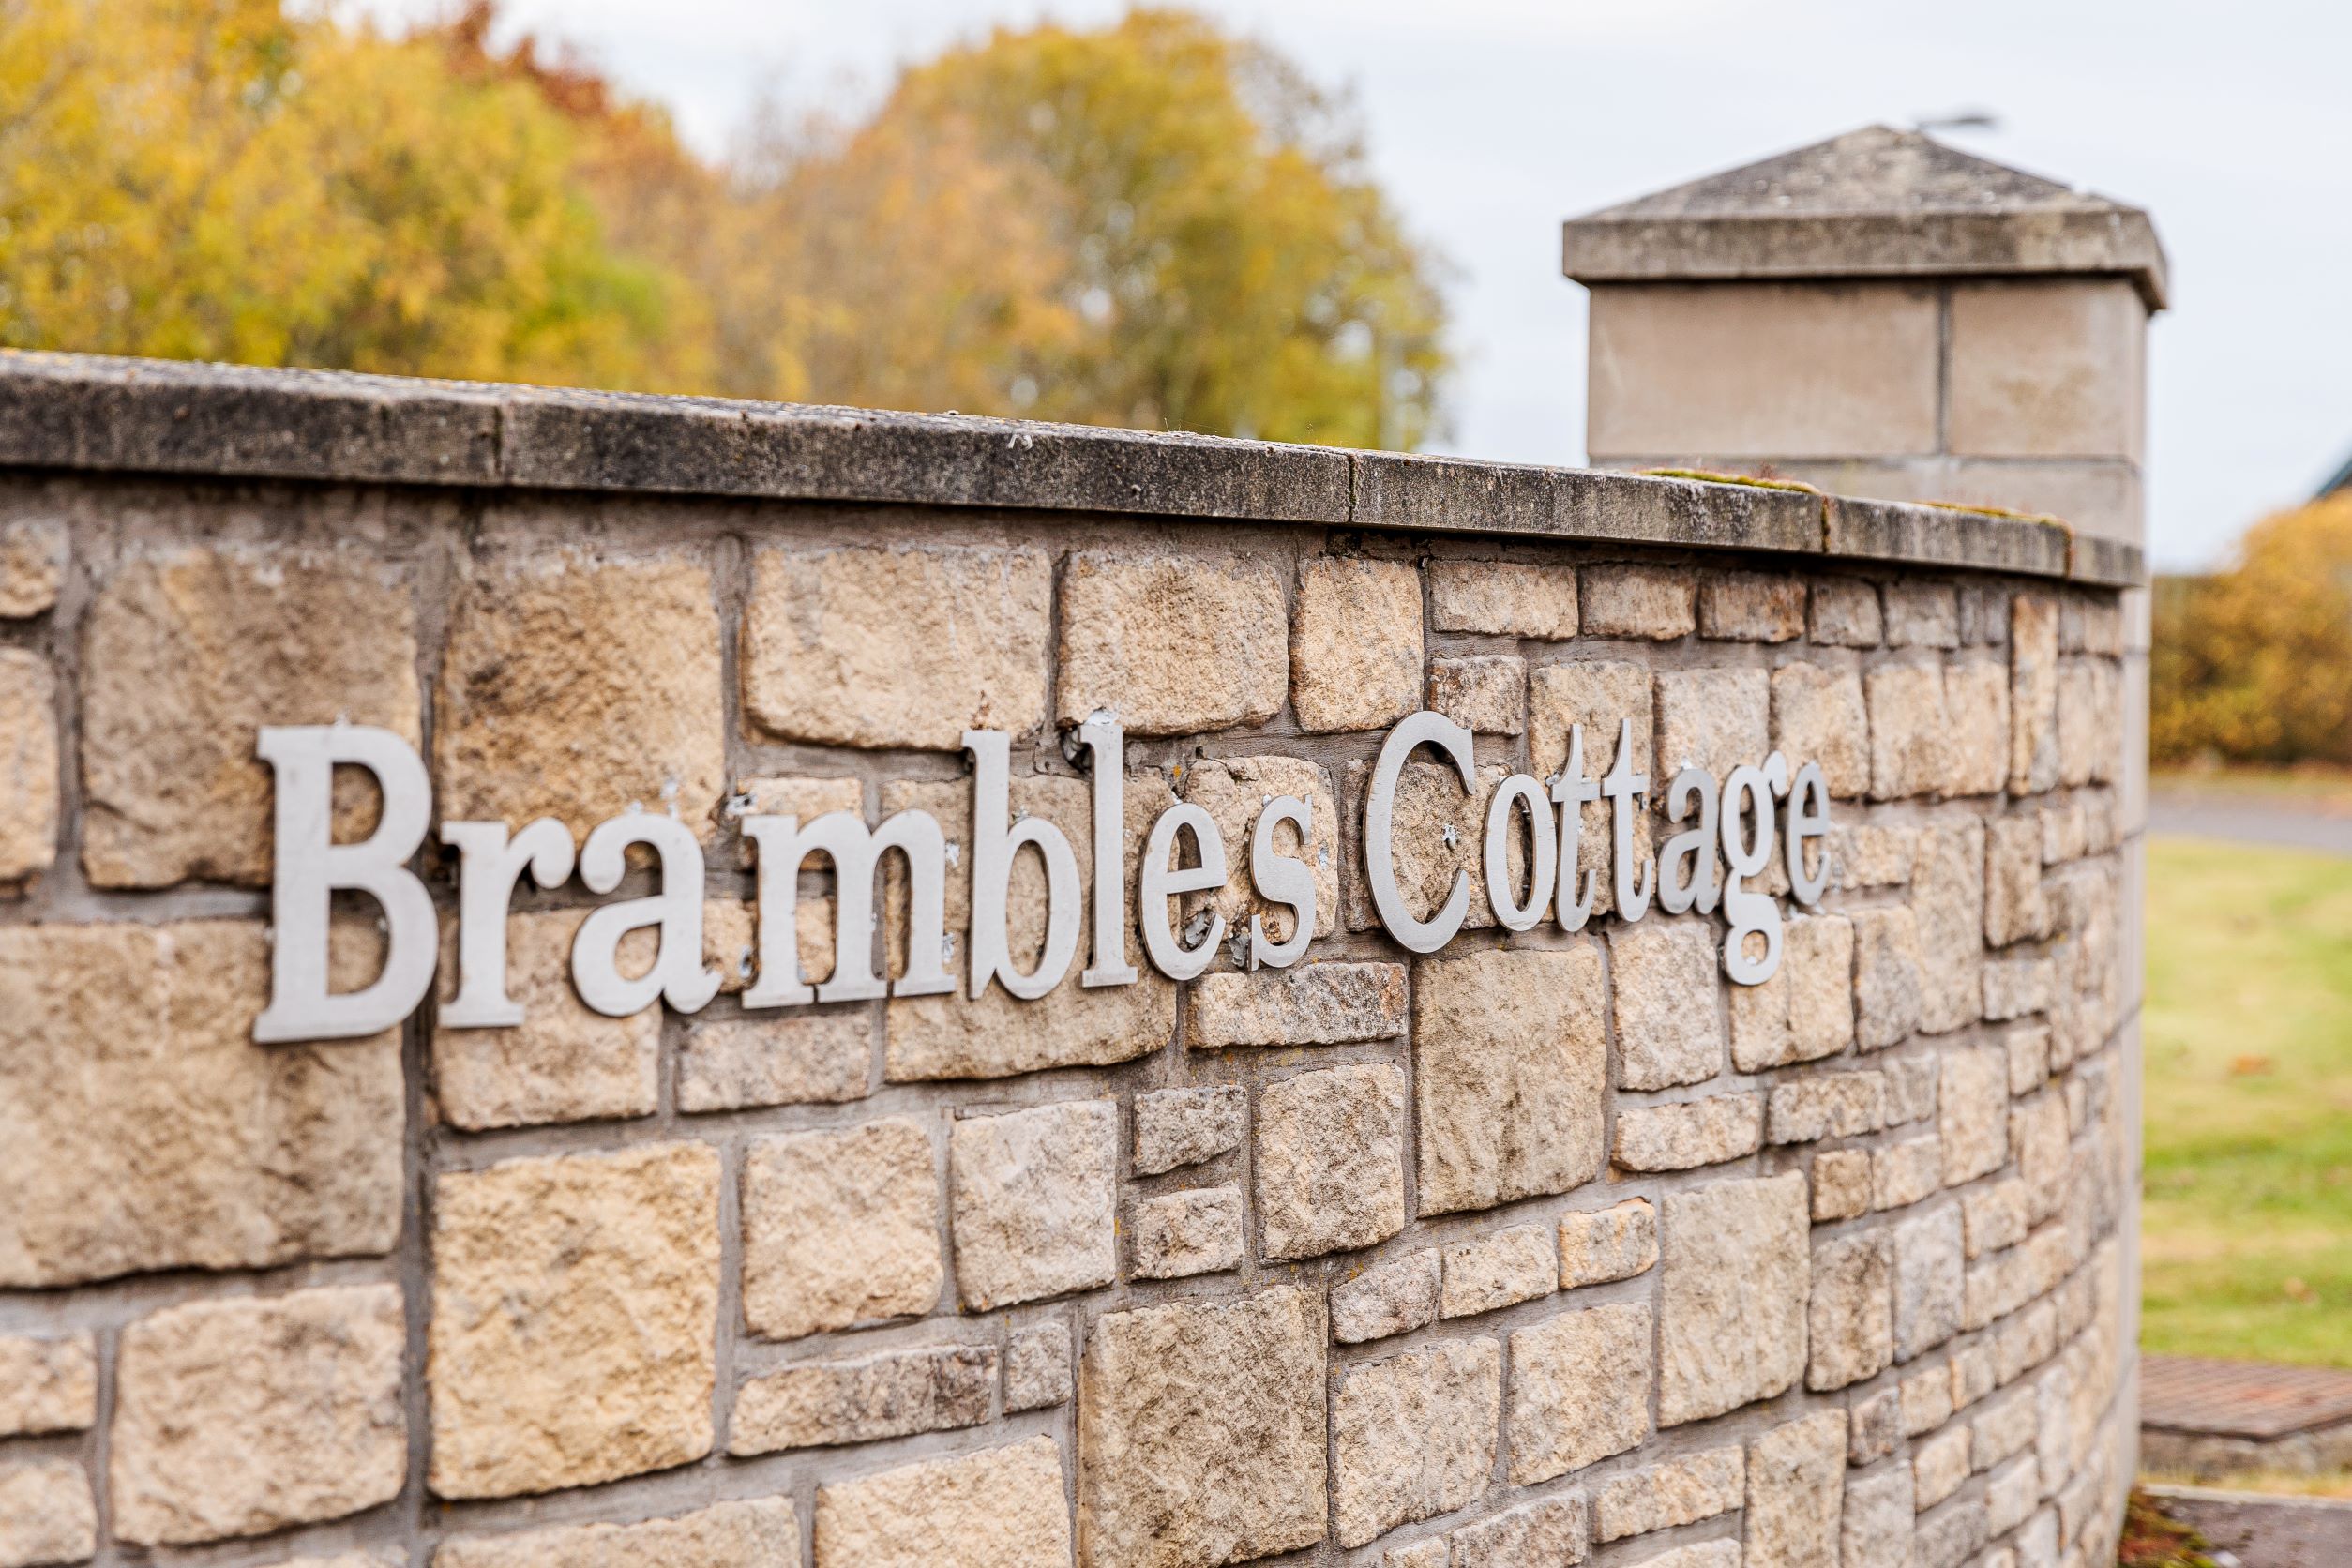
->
xmin=0 ymin=355 xmax=2141 ymax=1568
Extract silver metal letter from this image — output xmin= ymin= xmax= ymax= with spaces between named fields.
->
xmin=1074 ymin=716 xmax=1138 ymax=988
xmin=1785 ymin=760 xmax=1832 ymax=907
xmin=1719 ymin=761 xmax=1785 ymax=986
xmin=743 ymin=808 xmax=952 ymax=1007
xmin=1656 ymin=765 xmax=1721 ymax=916
xmin=1365 ymin=710 xmax=1477 ymax=954
xmin=1484 ymin=773 xmax=1556 ymax=932
xmin=965 ymin=730 xmax=1081 ymax=1001
xmin=571 ymin=813 xmax=721 ymax=1018
xmin=1139 ymin=802 xmax=1229 ymax=980
xmin=1548 ymin=726 xmax=1599 ymax=931
xmin=1602 ymin=717 xmax=1653 ymax=923
xmin=439 ymin=818 xmax=575 ymax=1028
xmin=1246 ymin=795 xmax=1316 ymax=970
xmin=254 ymin=724 xmax=437 ymax=1043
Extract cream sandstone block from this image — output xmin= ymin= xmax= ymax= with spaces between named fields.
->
xmin=1057 ymin=550 xmax=1287 ymax=734
xmin=816 ymin=1438 xmax=1070 ymax=1568
xmin=0 ymin=650 xmax=56 ymax=892
xmin=1290 ymin=557 xmax=1424 ymax=732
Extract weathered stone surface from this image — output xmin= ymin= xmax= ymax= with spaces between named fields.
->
xmin=1005 ymin=1322 xmax=1074 ymax=1412
xmin=1428 ymin=561 xmax=1578 ymax=638
xmin=1884 ymin=582 xmax=1960 ymax=649
xmin=1528 ymin=658 xmax=1652 ymax=916
xmin=1873 ymin=1133 xmax=1943 ymax=1211
xmin=1333 ymin=1250 xmax=1441 ymax=1344
xmin=727 ymin=773 xmax=864 ymax=826
xmin=1059 ymin=550 xmax=1289 ymax=734
xmin=1746 ymin=1409 xmax=1847 ymax=1568
xmin=1951 ymin=1342 xmax=1997 ymax=1411
xmin=1771 ymin=662 xmax=1870 ymax=799
xmin=1913 ymin=820 xmax=1988 ymax=1034
xmin=679 ymin=1011 xmax=871 ymax=1113
xmin=1811 ymin=578 xmax=1883 ymax=646
xmin=731 ymin=1344 xmax=995 ymax=1455
xmin=1809 ymin=1231 xmax=1892 ymax=1391
xmin=1440 ymin=1225 xmax=1556 ymax=1319
xmin=433 ymin=908 xmax=660 ymax=1130
xmin=2055 ymin=659 xmax=2116 ymax=788
xmin=1413 ymin=947 xmax=1607 ymax=1214
xmin=1973 ymin=1388 xmax=2038 ymax=1471
xmin=1343 ymin=757 xmax=1515 ymax=934
xmin=80 ymin=545 xmax=419 ymax=885
xmin=1700 ymin=571 xmax=1805 ymax=641
xmin=1901 ymin=1364 xmax=1954 ymax=1439
xmin=1851 ymin=906 xmax=1925 ymax=1050
xmin=1945 ymin=656 xmax=2012 ymax=796
xmin=1835 ymin=822 xmax=1915 ymax=888
xmin=1659 ymin=1173 xmax=1809 ymax=1425
xmin=744 ymin=1119 xmax=939 ymax=1340
xmin=1258 ymin=1063 xmax=1407 ymax=1259
xmin=437 ymin=550 xmax=723 ymax=837
xmin=112 ymin=1286 xmax=404 ymax=1545
xmin=2047 ymin=863 xmax=2119 ymax=1066
xmin=1292 ymin=556 xmax=1423 ymax=731
xmin=1614 ymin=1093 xmax=1764 ymax=1171
xmin=0 ymin=1460 xmax=93 ymax=1568
xmin=1384 ymin=1539 xmax=1449 ymax=1568
xmin=0 ymin=651 xmax=55 ymax=891
xmin=430 ymin=1142 xmax=718 ymax=1499
xmin=1892 ymin=1205 xmax=1965 ymax=1363
xmin=1428 ymin=654 xmax=1528 ymax=734
xmin=1987 ymin=1452 xmax=2040 ymax=1533
xmin=1133 ymin=1085 xmax=1246 ymax=1175
xmin=1130 ymin=1186 xmax=1244 ymax=1279
xmin=1849 ymin=1390 xmax=1903 ymax=1467
xmin=1078 ymin=1287 xmax=1326 ymax=1568
xmin=1656 ymin=667 xmax=1770 ymax=781
xmin=1840 ymin=1465 xmax=1915 ymax=1568
xmin=2013 ymin=1092 xmax=2072 ymax=1226
xmin=437 ymin=1498 xmax=798 ymax=1568
xmin=1448 ymin=1496 xmax=1590 ymax=1568
xmin=1911 ymin=1495 xmax=1988 ymax=1568
xmin=1866 ymin=659 xmax=1952 ymax=800
xmin=1610 ymin=920 xmax=1726 ymax=1090
xmin=0 ymin=1334 xmax=95 ymax=1438
xmin=1507 ymin=1300 xmax=1653 ymax=1482
xmin=1768 ymin=1071 xmax=1884 ymax=1144
xmin=1560 ymin=1198 xmax=1657 ymax=1289
xmin=1964 ymin=1180 xmax=2031 ymax=1260
xmin=1884 ymin=1055 xmax=1941 ymax=1126
xmin=883 ymin=773 xmax=1177 ymax=1080
xmin=1581 ymin=564 xmax=1696 ymax=639
xmin=1333 ymin=1337 xmax=1500 ymax=1546
xmin=1731 ymin=913 xmax=1856 ymax=1071
xmin=1190 ymin=962 xmax=1405 ymax=1048
xmin=2011 ymin=595 xmax=2061 ymax=795
xmin=1595 ymin=1445 xmax=1744 ymax=1542
xmin=1940 ymin=1043 xmax=2013 ymax=1186
xmin=0 ymin=515 xmax=65 ymax=617
xmin=743 ymin=543 xmax=1050 ymax=748
xmin=1914 ymin=1425 xmax=1972 ymax=1508
xmin=1984 ymin=957 xmax=2055 ymax=1022
xmin=0 ymin=919 xmax=400 ymax=1289
xmin=816 ymin=1437 xmax=1069 ymax=1568
xmin=951 ymin=1101 xmax=1117 ymax=1308
xmin=1813 ymin=1149 xmax=1874 ymax=1220
xmin=1180 ymin=753 xmax=1340 ymax=943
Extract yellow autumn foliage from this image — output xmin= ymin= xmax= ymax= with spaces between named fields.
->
xmin=0 ymin=0 xmax=1450 ymax=445
xmin=2152 ymin=494 xmax=2352 ymax=764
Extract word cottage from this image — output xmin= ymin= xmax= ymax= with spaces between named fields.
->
xmin=255 ymin=713 xmax=1835 ymax=1042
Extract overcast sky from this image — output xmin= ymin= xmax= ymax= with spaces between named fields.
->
xmin=375 ymin=0 xmax=2352 ymax=569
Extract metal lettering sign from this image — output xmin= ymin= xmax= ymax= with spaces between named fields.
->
xmin=250 ymin=715 xmax=1832 ymax=1044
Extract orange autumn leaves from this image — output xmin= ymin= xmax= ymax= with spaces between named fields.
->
xmin=0 ymin=1 xmax=1448 ymax=447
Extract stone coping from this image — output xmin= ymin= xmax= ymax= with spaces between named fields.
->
xmin=0 ymin=350 xmax=2141 ymax=587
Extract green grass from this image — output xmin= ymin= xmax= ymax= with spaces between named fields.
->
xmin=2142 ymin=836 xmax=2352 ymax=1366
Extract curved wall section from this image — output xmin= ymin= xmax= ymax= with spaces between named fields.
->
xmin=0 ymin=354 xmax=2141 ymax=1568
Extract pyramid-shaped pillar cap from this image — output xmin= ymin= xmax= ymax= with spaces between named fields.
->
xmin=1562 ymin=125 xmax=2166 ymax=310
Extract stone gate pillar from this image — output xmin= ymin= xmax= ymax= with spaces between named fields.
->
xmin=1568 ymin=120 xmax=2161 ymax=1544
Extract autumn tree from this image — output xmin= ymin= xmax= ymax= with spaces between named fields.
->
xmin=1 ymin=2 xmax=1450 ymax=445
xmin=2151 ymin=494 xmax=2352 ymax=764
xmin=0 ymin=0 xmax=709 ymax=387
